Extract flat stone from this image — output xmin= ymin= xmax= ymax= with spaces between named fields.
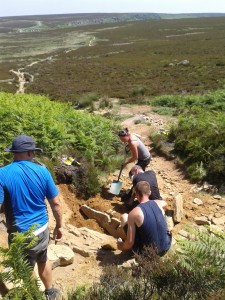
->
xmin=194 ymin=216 xmax=211 ymax=225
xmin=48 ymin=244 xmax=74 ymax=269
xmin=211 ymin=217 xmax=225 ymax=226
xmin=193 ymin=198 xmax=203 ymax=205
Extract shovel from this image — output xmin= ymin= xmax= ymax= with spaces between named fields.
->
xmin=109 ymin=165 xmax=123 ymax=195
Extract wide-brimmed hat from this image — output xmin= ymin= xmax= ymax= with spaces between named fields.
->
xmin=5 ymin=135 xmax=43 ymax=153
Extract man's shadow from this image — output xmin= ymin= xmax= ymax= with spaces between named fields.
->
xmin=96 ymin=248 xmax=134 ymax=267
xmin=100 ymin=187 xmax=129 ymax=214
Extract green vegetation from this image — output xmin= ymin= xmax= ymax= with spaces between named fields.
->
xmin=67 ymin=228 xmax=225 ymax=299
xmin=0 ymin=92 xmax=121 ymax=197
xmin=1 ymin=17 xmax=225 ymax=101
xmin=77 ymin=92 xmax=99 ymax=109
xmin=0 ymin=227 xmax=45 ymax=299
xmin=151 ymin=89 xmax=225 ymax=115
xmin=0 ymin=15 xmax=225 ymax=188
xmin=150 ymin=89 xmax=225 ymax=185
xmin=26 ymin=17 xmax=225 ymax=101
xmin=1 ymin=225 xmax=224 ymax=299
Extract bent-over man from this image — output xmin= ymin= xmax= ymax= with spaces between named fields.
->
xmin=122 ymin=165 xmax=162 ymax=208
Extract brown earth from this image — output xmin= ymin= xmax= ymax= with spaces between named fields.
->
xmin=1 ymin=104 xmax=224 ymax=299
xmin=49 ymin=104 xmax=224 ymax=297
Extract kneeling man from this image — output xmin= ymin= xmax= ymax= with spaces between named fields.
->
xmin=117 ymin=181 xmax=171 ymax=256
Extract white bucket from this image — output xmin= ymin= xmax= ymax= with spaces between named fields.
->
xmin=109 ymin=180 xmax=122 ymax=195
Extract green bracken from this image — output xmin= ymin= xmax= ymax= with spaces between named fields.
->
xmin=0 ymin=92 xmax=121 ymax=197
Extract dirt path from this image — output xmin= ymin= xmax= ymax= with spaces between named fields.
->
xmin=52 ymin=104 xmax=224 ymax=297
xmin=1 ymin=104 xmax=223 ymax=298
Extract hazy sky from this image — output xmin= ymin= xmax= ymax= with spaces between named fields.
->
xmin=1 ymin=0 xmax=225 ymax=17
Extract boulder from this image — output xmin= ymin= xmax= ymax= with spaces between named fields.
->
xmin=48 ymin=244 xmax=74 ymax=269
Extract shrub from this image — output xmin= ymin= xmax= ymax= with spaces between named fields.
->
xmin=98 ymin=97 xmax=113 ymax=109
xmin=177 ymin=227 xmax=225 ymax=297
xmin=78 ymin=92 xmax=99 ymax=108
xmin=0 ymin=227 xmax=45 ymax=299
xmin=67 ymin=285 xmax=88 ymax=300
xmin=169 ymin=109 xmax=225 ymax=184
xmin=72 ymin=158 xmax=101 ymax=199
xmin=152 ymin=106 xmax=177 ymax=116
xmin=151 ymin=89 xmax=225 ymax=117
xmin=72 ymin=228 xmax=225 ymax=300
xmin=0 ymin=92 xmax=120 ymax=197
xmin=130 ymin=86 xmax=146 ymax=97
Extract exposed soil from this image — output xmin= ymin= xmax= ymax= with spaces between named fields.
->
xmin=1 ymin=104 xmax=224 ymax=299
xmin=49 ymin=104 xmax=224 ymax=297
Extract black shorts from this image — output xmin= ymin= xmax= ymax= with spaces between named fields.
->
xmin=136 ymin=156 xmax=151 ymax=171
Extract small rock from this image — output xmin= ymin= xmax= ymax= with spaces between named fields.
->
xmin=194 ymin=216 xmax=211 ymax=225
xmin=211 ymin=217 xmax=225 ymax=226
xmin=120 ymin=258 xmax=138 ymax=269
xmin=214 ymin=212 xmax=222 ymax=218
xmin=178 ymin=230 xmax=189 ymax=238
xmin=193 ymin=198 xmax=203 ymax=206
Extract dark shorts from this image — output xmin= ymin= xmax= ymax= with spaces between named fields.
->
xmin=9 ymin=227 xmax=50 ymax=268
xmin=136 ymin=156 xmax=151 ymax=171
xmin=26 ymin=227 xmax=50 ymax=267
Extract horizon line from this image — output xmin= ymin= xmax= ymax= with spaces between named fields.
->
xmin=1 ymin=11 xmax=225 ymax=18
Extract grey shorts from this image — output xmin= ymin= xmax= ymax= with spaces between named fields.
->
xmin=25 ymin=227 xmax=50 ymax=267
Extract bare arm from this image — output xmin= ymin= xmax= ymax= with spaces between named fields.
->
xmin=122 ymin=141 xmax=138 ymax=168
xmin=117 ymin=208 xmax=141 ymax=251
xmin=49 ymin=195 xmax=63 ymax=242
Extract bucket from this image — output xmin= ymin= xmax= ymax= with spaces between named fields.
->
xmin=109 ymin=165 xmax=123 ymax=195
xmin=109 ymin=180 xmax=122 ymax=195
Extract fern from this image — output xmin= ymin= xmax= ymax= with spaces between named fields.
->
xmin=177 ymin=227 xmax=225 ymax=293
xmin=0 ymin=226 xmax=45 ymax=299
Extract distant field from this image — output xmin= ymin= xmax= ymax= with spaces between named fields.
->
xmin=0 ymin=15 xmax=225 ymax=100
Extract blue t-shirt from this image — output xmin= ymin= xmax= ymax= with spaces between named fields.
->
xmin=0 ymin=160 xmax=59 ymax=233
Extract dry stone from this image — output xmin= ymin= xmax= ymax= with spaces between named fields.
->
xmin=194 ymin=216 xmax=211 ymax=225
xmin=173 ymin=193 xmax=183 ymax=223
xmin=165 ymin=215 xmax=174 ymax=232
xmin=80 ymin=205 xmax=111 ymax=224
xmin=217 ymin=201 xmax=225 ymax=208
xmin=80 ymin=205 xmax=126 ymax=239
xmin=48 ymin=244 xmax=74 ymax=269
xmin=120 ymin=258 xmax=138 ymax=269
xmin=61 ymin=225 xmax=118 ymax=257
xmin=211 ymin=216 xmax=225 ymax=226
xmin=72 ymin=245 xmax=93 ymax=257
xmin=111 ymin=217 xmax=121 ymax=228
xmin=67 ymin=224 xmax=81 ymax=237
xmin=193 ymin=198 xmax=203 ymax=206
xmin=178 ymin=229 xmax=190 ymax=239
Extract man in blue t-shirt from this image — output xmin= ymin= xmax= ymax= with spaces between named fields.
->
xmin=0 ymin=135 xmax=63 ymax=300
